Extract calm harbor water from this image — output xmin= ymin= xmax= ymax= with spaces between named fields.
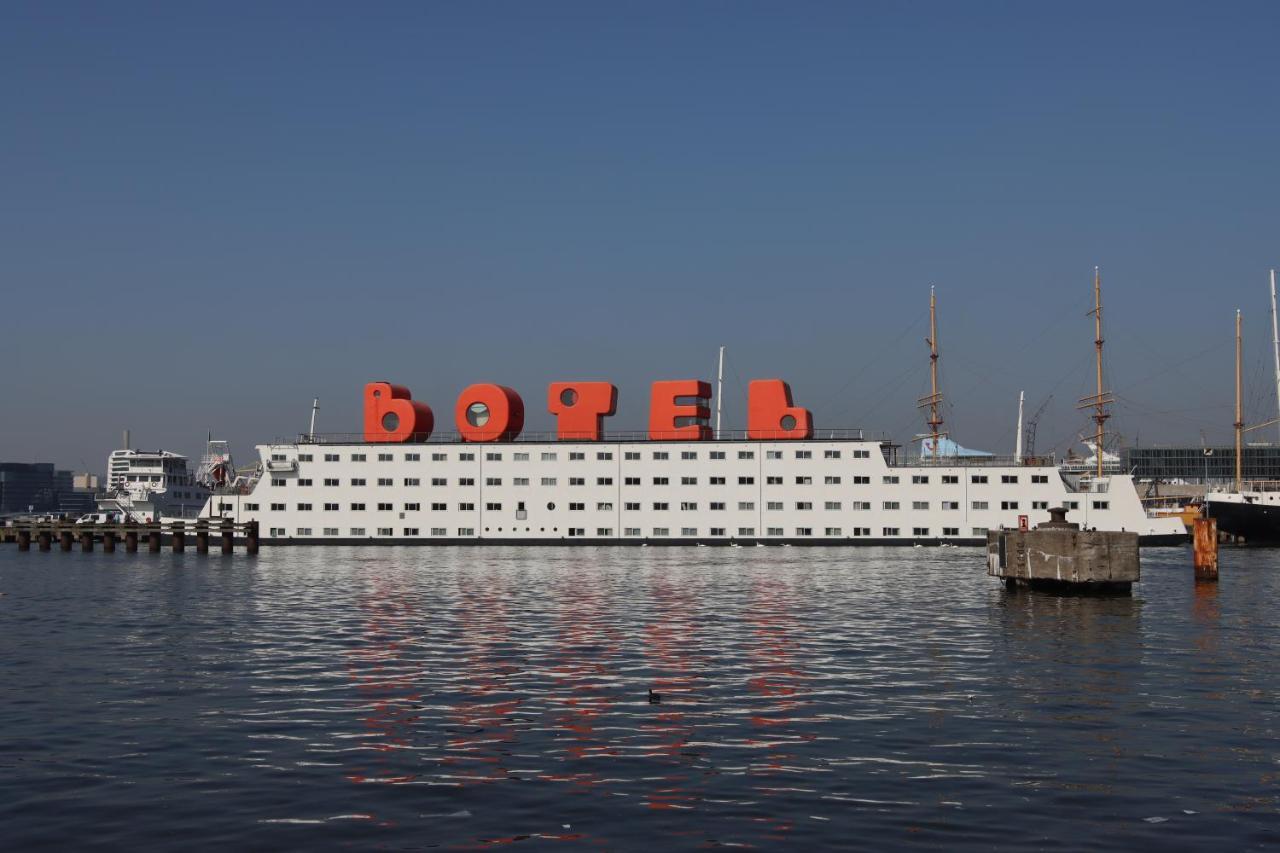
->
xmin=1 ymin=545 xmax=1278 ymax=850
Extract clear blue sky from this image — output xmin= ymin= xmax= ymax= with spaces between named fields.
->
xmin=3 ymin=2 xmax=1278 ymax=472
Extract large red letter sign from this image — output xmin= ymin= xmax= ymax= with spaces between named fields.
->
xmin=548 ymin=381 xmax=617 ymax=440
xmin=747 ymin=379 xmax=813 ymax=440
xmin=363 ymin=382 xmax=434 ymax=443
xmin=455 ymin=384 xmax=525 ymax=442
xmin=649 ymin=379 xmax=712 ymax=441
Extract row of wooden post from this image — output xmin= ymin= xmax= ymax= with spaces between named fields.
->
xmin=14 ymin=521 xmax=259 ymax=555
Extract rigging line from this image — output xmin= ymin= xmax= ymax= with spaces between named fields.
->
xmin=820 ymin=311 xmax=927 ymax=417
xmin=1110 ymin=338 xmax=1232 ymax=395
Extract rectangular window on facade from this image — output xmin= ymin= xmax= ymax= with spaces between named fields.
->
xmin=459 ymin=453 xmax=475 ymax=462
xmin=913 ymin=527 xmax=929 ymax=536
xmin=597 ymin=477 xmax=614 ymax=485
xmin=852 ymin=527 xmax=870 ymax=536
xmin=1001 ymin=475 xmax=1018 ymax=484
xmin=710 ymin=527 xmax=726 ymax=536
xmin=972 ymin=501 xmax=989 ymax=510
xmin=653 ymin=527 xmax=669 ymax=536
xmin=625 ymin=451 xmax=641 ymax=460
xmin=681 ymin=476 xmax=697 ymax=485
xmin=883 ymin=475 xmax=899 ymax=484
xmin=825 ymin=476 xmax=841 ymax=485
xmin=569 ymin=452 xmax=585 ymax=461
xmin=297 ymin=479 xmax=313 ymax=487
xmin=459 ymin=502 xmax=475 ymax=511
xmin=796 ymin=476 xmax=812 ymax=485
xmin=404 ymin=502 xmax=420 ymax=511
xmin=405 ymin=453 xmax=420 ymax=462
xmin=942 ymin=475 xmax=959 ymax=484
xmin=943 ymin=501 xmax=960 ymax=510
xmin=486 ymin=477 xmax=501 ymax=486
xmin=569 ymin=477 xmax=585 ymax=486
xmin=458 ymin=478 xmax=475 ymax=486
xmin=680 ymin=502 xmax=698 ymax=511
xmin=542 ymin=477 xmax=557 ymax=486
xmin=568 ymin=502 xmax=584 ymax=511
xmin=486 ymin=452 xmax=502 ymax=461
xmin=404 ymin=478 xmax=420 ymax=487
xmin=1001 ymin=501 xmax=1019 ymax=510
xmin=972 ymin=475 xmax=988 ymax=484
xmin=852 ymin=501 xmax=871 ymax=510
xmin=972 ymin=527 xmax=988 ymax=535
xmin=458 ymin=527 xmax=474 ymax=535
xmin=653 ymin=502 xmax=669 ymax=511
xmin=913 ymin=501 xmax=929 ymax=510
xmin=1067 ymin=501 xmax=1080 ymax=510
xmin=738 ymin=527 xmax=756 ymax=536
xmin=738 ymin=451 xmax=755 ymax=460
xmin=430 ymin=527 xmax=446 ymax=536
xmin=245 ymin=503 xmax=259 ymax=511
xmin=271 ymin=478 xmax=286 ymax=487
xmin=796 ymin=501 xmax=812 ymax=510
xmin=351 ymin=528 xmax=366 ymax=536
xmin=1032 ymin=501 xmax=1049 ymax=510
xmin=297 ymin=528 xmax=312 ymax=536
xmin=943 ymin=527 xmax=959 ymax=536
xmin=653 ymin=451 xmax=669 ymax=460
xmin=351 ymin=454 xmax=367 ymax=462
xmin=378 ymin=453 xmax=393 ymax=462
xmin=514 ymin=452 xmax=530 ymax=461
xmin=796 ymin=450 xmax=812 ymax=459
xmin=883 ymin=527 xmax=900 ymax=536
xmin=853 ymin=449 xmax=871 ymax=458
xmin=297 ymin=503 xmax=312 ymax=511
xmin=514 ymin=477 xmax=529 ymax=486
xmin=597 ymin=452 xmax=613 ymax=461
xmin=597 ymin=528 xmax=613 ymax=536
xmin=324 ymin=478 xmax=339 ymax=487
xmin=432 ymin=453 xmax=447 ymax=461
xmin=767 ymin=450 xmax=783 ymax=460
xmin=825 ymin=527 xmax=841 ymax=536
xmin=653 ymin=477 xmax=669 ymax=485
xmin=739 ymin=476 xmax=756 ymax=485
xmin=624 ymin=476 xmax=640 ymax=485
xmin=541 ymin=452 xmax=557 ymax=461
xmin=624 ymin=527 xmax=641 ymax=536
xmin=351 ymin=502 xmax=366 ymax=511
xmin=377 ymin=502 xmax=392 ymax=511
xmin=825 ymin=501 xmax=841 ymax=510
xmin=710 ymin=476 xmax=726 ymax=485
xmin=681 ymin=451 xmax=697 ymax=460
xmin=625 ymin=502 xmax=640 ymax=511
xmin=738 ymin=501 xmax=755 ymax=510
xmin=767 ymin=501 xmax=784 ymax=511
xmin=597 ymin=502 xmax=613 ymax=511
xmin=1092 ymin=501 xmax=1109 ymax=510
xmin=377 ymin=527 xmax=393 ymax=536
xmin=710 ymin=451 xmax=726 ymax=460
xmin=883 ymin=501 xmax=900 ymax=510
xmin=431 ymin=477 xmax=446 ymax=486
xmin=767 ymin=476 xmax=783 ymax=485
xmin=1031 ymin=474 xmax=1049 ymax=484
xmin=710 ymin=501 xmax=725 ymax=510
xmin=431 ymin=502 xmax=446 ymax=511
xmin=377 ymin=478 xmax=392 ymax=486
xmin=681 ymin=527 xmax=697 ymax=536
xmin=824 ymin=450 xmax=840 ymax=459
xmin=324 ymin=503 xmax=339 ymax=511
xmin=271 ymin=503 xmax=285 ymax=511
xmin=324 ymin=453 xmax=339 ymax=462
xmin=403 ymin=528 xmax=419 ymax=536
xmin=487 ymin=502 xmax=503 ymax=511
xmin=853 ymin=475 xmax=870 ymax=484
xmin=912 ymin=475 xmax=928 ymax=484
xmin=767 ymin=527 xmax=784 ymax=536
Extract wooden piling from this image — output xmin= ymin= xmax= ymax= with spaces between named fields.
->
xmin=125 ymin=526 xmax=138 ymax=553
xmin=220 ymin=519 xmax=234 ymax=554
xmin=1193 ymin=517 xmax=1219 ymax=582
xmin=59 ymin=529 xmax=73 ymax=552
xmin=172 ymin=521 xmax=185 ymax=553
xmin=103 ymin=529 xmax=116 ymax=553
xmin=195 ymin=520 xmax=209 ymax=555
xmin=147 ymin=523 xmax=161 ymax=553
xmin=38 ymin=529 xmax=51 ymax=551
xmin=80 ymin=530 xmax=94 ymax=552
xmin=18 ymin=529 xmax=31 ymax=551
xmin=245 ymin=520 xmax=259 ymax=555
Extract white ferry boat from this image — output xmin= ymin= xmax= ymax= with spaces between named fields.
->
xmin=99 ymin=448 xmax=210 ymax=522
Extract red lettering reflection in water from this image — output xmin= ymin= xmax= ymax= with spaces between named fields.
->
xmin=345 ymin=577 xmax=423 ymax=790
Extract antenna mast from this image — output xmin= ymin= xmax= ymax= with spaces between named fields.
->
xmin=917 ymin=286 xmax=945 ymax=457
xmin=1077 ymin=267 xmax=1114 ymax=479
xmin=309 ymin=398 xmax=319 ymax=440
xmin=1015 ymin=391 xmax=1025 ymax=462
xmin=715 ymin=346 xmax=725 ymax=440
xmin=1236 ymin=308 xmax=1244 ymax=491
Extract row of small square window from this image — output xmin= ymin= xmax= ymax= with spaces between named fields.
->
xmin=273 ymin=525 xmax=983 ymax=538
xmin=269 ymin=473 xmax=1057 ymax=488
xmin=245 ymin=499 xmax=1108 ymax=513
xmin=281 ymin=448 xmax=881 ymax=464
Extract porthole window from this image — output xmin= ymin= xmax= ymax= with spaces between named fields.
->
xmin=780 ymin=415 xmax=797 ymax=430
xmin=560 ymin=388 xmax=578 ymax=406
xmin=381 ymin=412 xmax=399 ymax=431
xmin=466 ymin=402 xmax=491 ymax=427
xmin=547 ymin=502 xmax=555 ymax=511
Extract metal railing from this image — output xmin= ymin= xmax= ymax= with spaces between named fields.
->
xmin=287 ymin=428 xmax=875 ymax=445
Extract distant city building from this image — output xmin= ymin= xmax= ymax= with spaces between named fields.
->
xmin=1123 ymin=446 xmax=1280 ymax=483
xmin=0 ymin=463 xmax=101 ymax=516
xmin=73 ymin=473 xmax=99 ymax=491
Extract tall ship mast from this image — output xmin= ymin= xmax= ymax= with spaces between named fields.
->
xmin=917 ymin=286 xmax=945 ymax=456
xmin=1076 ymin=267 xmax=1114 ymax=480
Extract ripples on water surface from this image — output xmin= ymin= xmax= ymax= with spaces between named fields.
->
xmin=2 ymin=546 xmax=1278 ymax=849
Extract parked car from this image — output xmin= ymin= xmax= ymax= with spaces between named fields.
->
xmin=75 ymin=511 xmax=124 ymax=525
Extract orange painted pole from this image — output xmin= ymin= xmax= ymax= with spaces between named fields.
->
xmin=1193 ymin=517 xmax=1218 ymax=581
